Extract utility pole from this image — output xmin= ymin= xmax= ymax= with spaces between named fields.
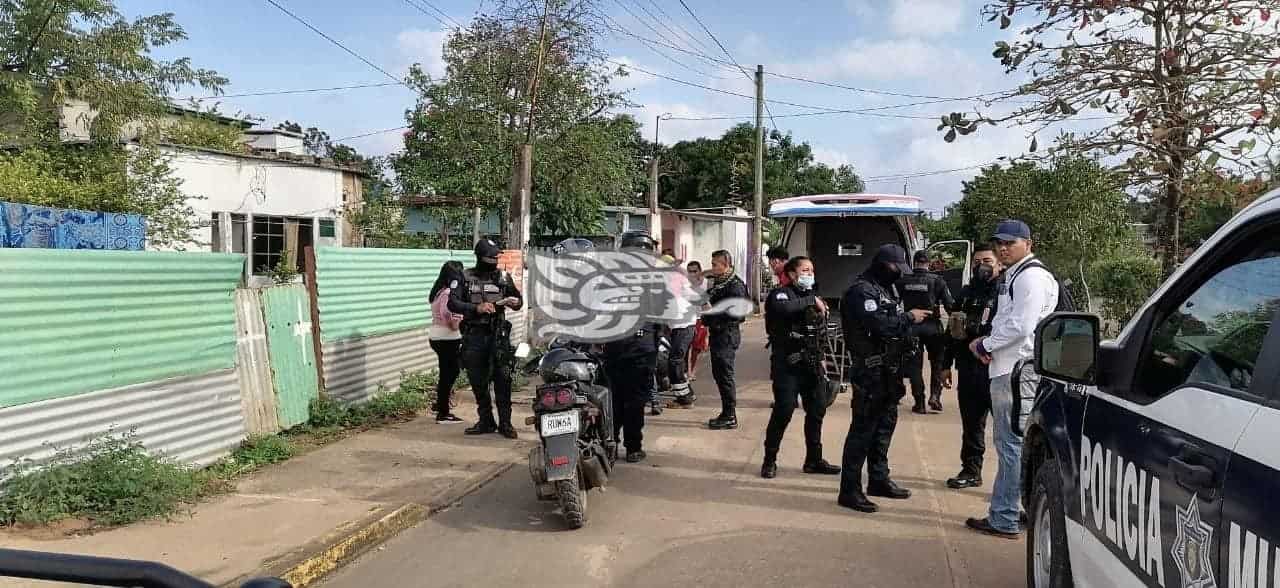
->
xmin=507 ymin=0 xmax=550 ymax=251
xmin=650 ymin=113 xmax=669 ymax=244
xmin=751 ymin=65 xmax=765 ymax=314
xmin=472 ymin=205 xmax=482 ymax=244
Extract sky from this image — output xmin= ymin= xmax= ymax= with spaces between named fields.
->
xmin=117 ymin=0 xmax=1047 ymax=214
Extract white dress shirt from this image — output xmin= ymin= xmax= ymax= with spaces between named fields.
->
xmin=979 ymin=254 xmax=1059 ymax=377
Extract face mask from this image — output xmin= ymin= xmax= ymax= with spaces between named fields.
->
xmin=477 ymin=260 xmax=497 ymax=272
xmin=796 ymin=274 xmax=815 ymax=290
xmin=872 ymin=262 xmax=901 ymax=286
xmin=975 ymin=264 xmax=995 ymax=282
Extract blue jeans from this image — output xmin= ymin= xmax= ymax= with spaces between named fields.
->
xmin=987 ymin=369 xmax=1036 ymax=532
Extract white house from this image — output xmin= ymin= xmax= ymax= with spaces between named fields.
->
xmin=154 ymin=131 xmax=368 ymax=283
xmin=658 ymin=206 xmax=750 ymax=269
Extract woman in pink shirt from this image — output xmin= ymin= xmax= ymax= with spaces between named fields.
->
xmin=429 ymin=261 xmax=466 ymax=423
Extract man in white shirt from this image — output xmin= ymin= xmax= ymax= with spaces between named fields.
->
xmin=965 ymin=220 xmax=1058 ymax=538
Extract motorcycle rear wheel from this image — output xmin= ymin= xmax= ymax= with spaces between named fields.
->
xmin=556 ymin=476 xmax=587 ymax=529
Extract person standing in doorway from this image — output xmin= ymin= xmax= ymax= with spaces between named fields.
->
xmin=428 ymin=261 xmax=466 ymax=424
xmin=704 ymin=250 xmax=748 ymax=430
xmin=965 ymin=220 xmax=1058 ymax=539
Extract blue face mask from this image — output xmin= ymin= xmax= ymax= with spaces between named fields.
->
xmin=796 ymin=274 xmax=816 ymax=290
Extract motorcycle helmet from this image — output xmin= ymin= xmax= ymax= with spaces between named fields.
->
xmin=551 ymin=238 xmax=595 ymax=255
xmin=618 ymin=231 xmax=657 ymax=251
xmin=538 ymin=348 xmax=595 ymax=383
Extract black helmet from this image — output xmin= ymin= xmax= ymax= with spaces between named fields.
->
xmin=618 ymin=231 xmax=657 ymax=251
xmin=551 ymin=238 xmax=595 ymax=255
xmin=474 ymin=238 xmax=501 ymax=261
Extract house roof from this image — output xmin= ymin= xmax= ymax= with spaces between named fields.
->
xmin=155 ymin=142 xmax=371 ymax=176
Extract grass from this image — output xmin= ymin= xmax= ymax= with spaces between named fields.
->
xmin=0 ymin=369 xmax=446 ymax=530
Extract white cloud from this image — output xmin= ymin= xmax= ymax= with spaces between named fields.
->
xmin=631 ymin=102 xmax=738 ymax=144
xmin=395 ymin=28 xmax=448 ymax=78
xmin=889 ymin=0 xmax=965 ymax=37
xmin=611 ymin=57 xmax=661 ymax=90
xmin=845 ymin=0 xmax=879 ymax=19
xmin=812 ymin=147 xmax=852 ymax=168
xmin=784 ymin=38 xmax=980 ymax=83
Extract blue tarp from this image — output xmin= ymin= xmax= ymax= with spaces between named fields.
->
xmin=0 ymin=201 xmax=147 ymax=250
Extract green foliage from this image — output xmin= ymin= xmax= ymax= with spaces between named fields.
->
xmin=394 ymin=3 xmax=632 ymax=238
xmin=919 ymin=205 xmax=965 ymax=243
xmin=156 ymin=115 xmax=247 ymax=153
xmin=0 ymin=0 xmax=227 ymax=144
xmin=1089 ymin=254 xmax=1162 ymax=331
xmin=0 ymin=431 xmax=203 ymax=527
xmin=659 ymin=124 xmax=864 ymax=209
xmin=953 ymin=157 xmax=1135 ymax=274
xmin=305 ymin=371 xmax=436 ymax=430
xmin=267 ymin=250 xmax=300 ymax=284
xmin=0 ymin=144 xmax=201 ymax=247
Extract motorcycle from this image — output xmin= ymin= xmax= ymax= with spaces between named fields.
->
xmin=519 ymin=338 xmax=616 ymax=529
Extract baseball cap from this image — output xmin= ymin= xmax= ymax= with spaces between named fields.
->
xmin=474 ymin=239 xmax=501 ymax=261
xmin=872 ymin=244 xmax=913 ymax=275
xmin=992 ymin=219 xmax=1032 ymax=241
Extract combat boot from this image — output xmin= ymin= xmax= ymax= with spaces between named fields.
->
xmin=838 ymin=491 xmax=878 ymax=513
xmin=803 ymin=444 xmax=840 ymax=475
xmin=867 ymin=479 xmax=912 ymax=499
xmin=760 ymin=447 xmax=779 ymax=479
xmin=708 ymin=413 xmax=738 ymax=430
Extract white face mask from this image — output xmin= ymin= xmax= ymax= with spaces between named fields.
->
xmin=796 ymin=274 xmax=816 ymax=290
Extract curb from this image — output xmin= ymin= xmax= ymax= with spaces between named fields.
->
xmin=227 ymin=447 xmax=526 ymax=588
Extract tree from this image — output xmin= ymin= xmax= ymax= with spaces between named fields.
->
xmin=659 ymin=124 xmax=866 ymax=209
xmin=941 ymin=0 xmax=1280 ymax=277
xmin=394 ymin=0 xmax=634 ymax=241
xmin=1 ymin=0 xmax=226 ymax=144
xmin=952 ymin=157 xmax=1136 ymax=305
xmin=0 ymin=0 xmax=226 ymax=247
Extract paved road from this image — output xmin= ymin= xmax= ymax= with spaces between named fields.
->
xmin=322 ymin=321 xmax=1025 ymax=588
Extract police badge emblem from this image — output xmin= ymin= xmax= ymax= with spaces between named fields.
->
xmin=1171 ymin=494 xmax=1216 ymax=588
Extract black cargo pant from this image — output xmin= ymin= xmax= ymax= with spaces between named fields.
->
xmin=839 ymin=368 xmax=904 ymax=496
xmin=765 ymin=353 xmax=828 ymax=463
xmin=462 ymin=330 xmax=513 ymax=428
xmin=955 ymin=357 xmax=991 ymax=476
xmin=607 ymin=360 xmax=654 ymax=453
xmin=708 ymin=323 xmax=741 ymax=415
xmin=906 ymin=330 xmax=946 ymax=407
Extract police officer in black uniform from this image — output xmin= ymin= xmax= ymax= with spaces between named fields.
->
xmin=838 ymin=244 xmax=933 ymax=513
xmin=943 ymin=244 xmax=1002 ymax=489
xmin=603 ymin=231 xmax=662 ymax=463
xmin=704 ymin=250 xmax=748 ymax=430
xmin=897 ymin=250 xmax=954 ymax=414
xmin=449 ymin=239 xmax=524 ymax=438
xmin=761 ymin=256 xmax=842 ymax=479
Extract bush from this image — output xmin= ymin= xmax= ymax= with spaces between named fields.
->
xmin=304 ymin=370 xmax=437 ymax=430
xmin=1089 ymin=255 xmax=1162 ymax=331
xmin=0 ymin=432 xmax=203 ymax=527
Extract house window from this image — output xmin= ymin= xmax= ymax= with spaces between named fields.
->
xmin=319 ymin=219 xmax=336 ymax=238
xmin=251 ymin=215 xmax=313 ymax=275
xmin=211 ymin=213 xmax=249 ymax=253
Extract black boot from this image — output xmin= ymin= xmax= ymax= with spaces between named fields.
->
xmin=761 ymin=448 xmax=778 ymax=479
xmin=465 ymin=421 xmax=498 ymax=435
xmin=838 ymin=491 xmax=879 ymax=513
xmin=929 ymin=393 xmax=943 ymax=412
xmin=911 ymin=403 xmax=928 ymax=415
xmin=867 ymin=479 xmax=912 ymax=499
xmin=946 ymin=471 xmax=983 ymax=489
xmin=803 ymin=444 xmax=840 ymax=475
xmin=708 ymin=413 xmax=738 ymax=430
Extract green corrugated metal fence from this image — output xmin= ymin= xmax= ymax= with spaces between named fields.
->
xmin=313 ymin=246 xmax=471 ymax=342
xmin=0 ymin=248 xmax=245 ymax=409
xmin=261 ymin=285 xmax=320 ymax=428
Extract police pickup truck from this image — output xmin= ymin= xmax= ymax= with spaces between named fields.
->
xmin=1025 ymin=188 xmax=1280 ymax=588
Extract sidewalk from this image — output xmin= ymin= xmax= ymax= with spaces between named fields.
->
xmin=0 ymin=396 xmax=535 ymax=588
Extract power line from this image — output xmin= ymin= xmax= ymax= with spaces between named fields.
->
xmin=192 ymin=82 xmax=401 ymax=100
xmin=625 ymin=0 xmax=718 ymax=64
xmin=862 ymin=163 xmax=997 ymax=182
xmin=601 ymin=10 xmax=729 ymax=80
xmin=766 ymin=71 xmax=1018 ymax=102
xmin=400 ymin=0 xmax=464 ymax=29
xmin=675 ymin=0 xmax=773 ymax=128
xmin=333 ymin=126 xmax=410 ymax=142
xmin=262 ymin=0 xmax=407 ymax=87
xmin=640 ymin=0 xmax=718 ymax=57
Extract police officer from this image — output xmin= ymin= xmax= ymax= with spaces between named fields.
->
xmin=761 ymin=256 xmax=841 ymax=479
xmin=943 ymin=244 xmax=1002 ymax=489
xmin=704 ymin=249 xmax=748 ymax=430
xmin=603 ymin=231 xmax=662 ymax=463
xmin=897 ymin=250 xmax=954 ymax=414
xmin=838 ymin=244 xmax=933 ymax=513
xmin=448 ymin=239 xmax=524 ymax=439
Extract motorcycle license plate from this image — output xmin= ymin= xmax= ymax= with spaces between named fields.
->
xmin=540 ymin=411 xmax=579 ymax=437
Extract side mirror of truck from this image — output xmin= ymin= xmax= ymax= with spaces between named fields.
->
xmin=1034 ymin=312 xmax=1101 ymax=385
